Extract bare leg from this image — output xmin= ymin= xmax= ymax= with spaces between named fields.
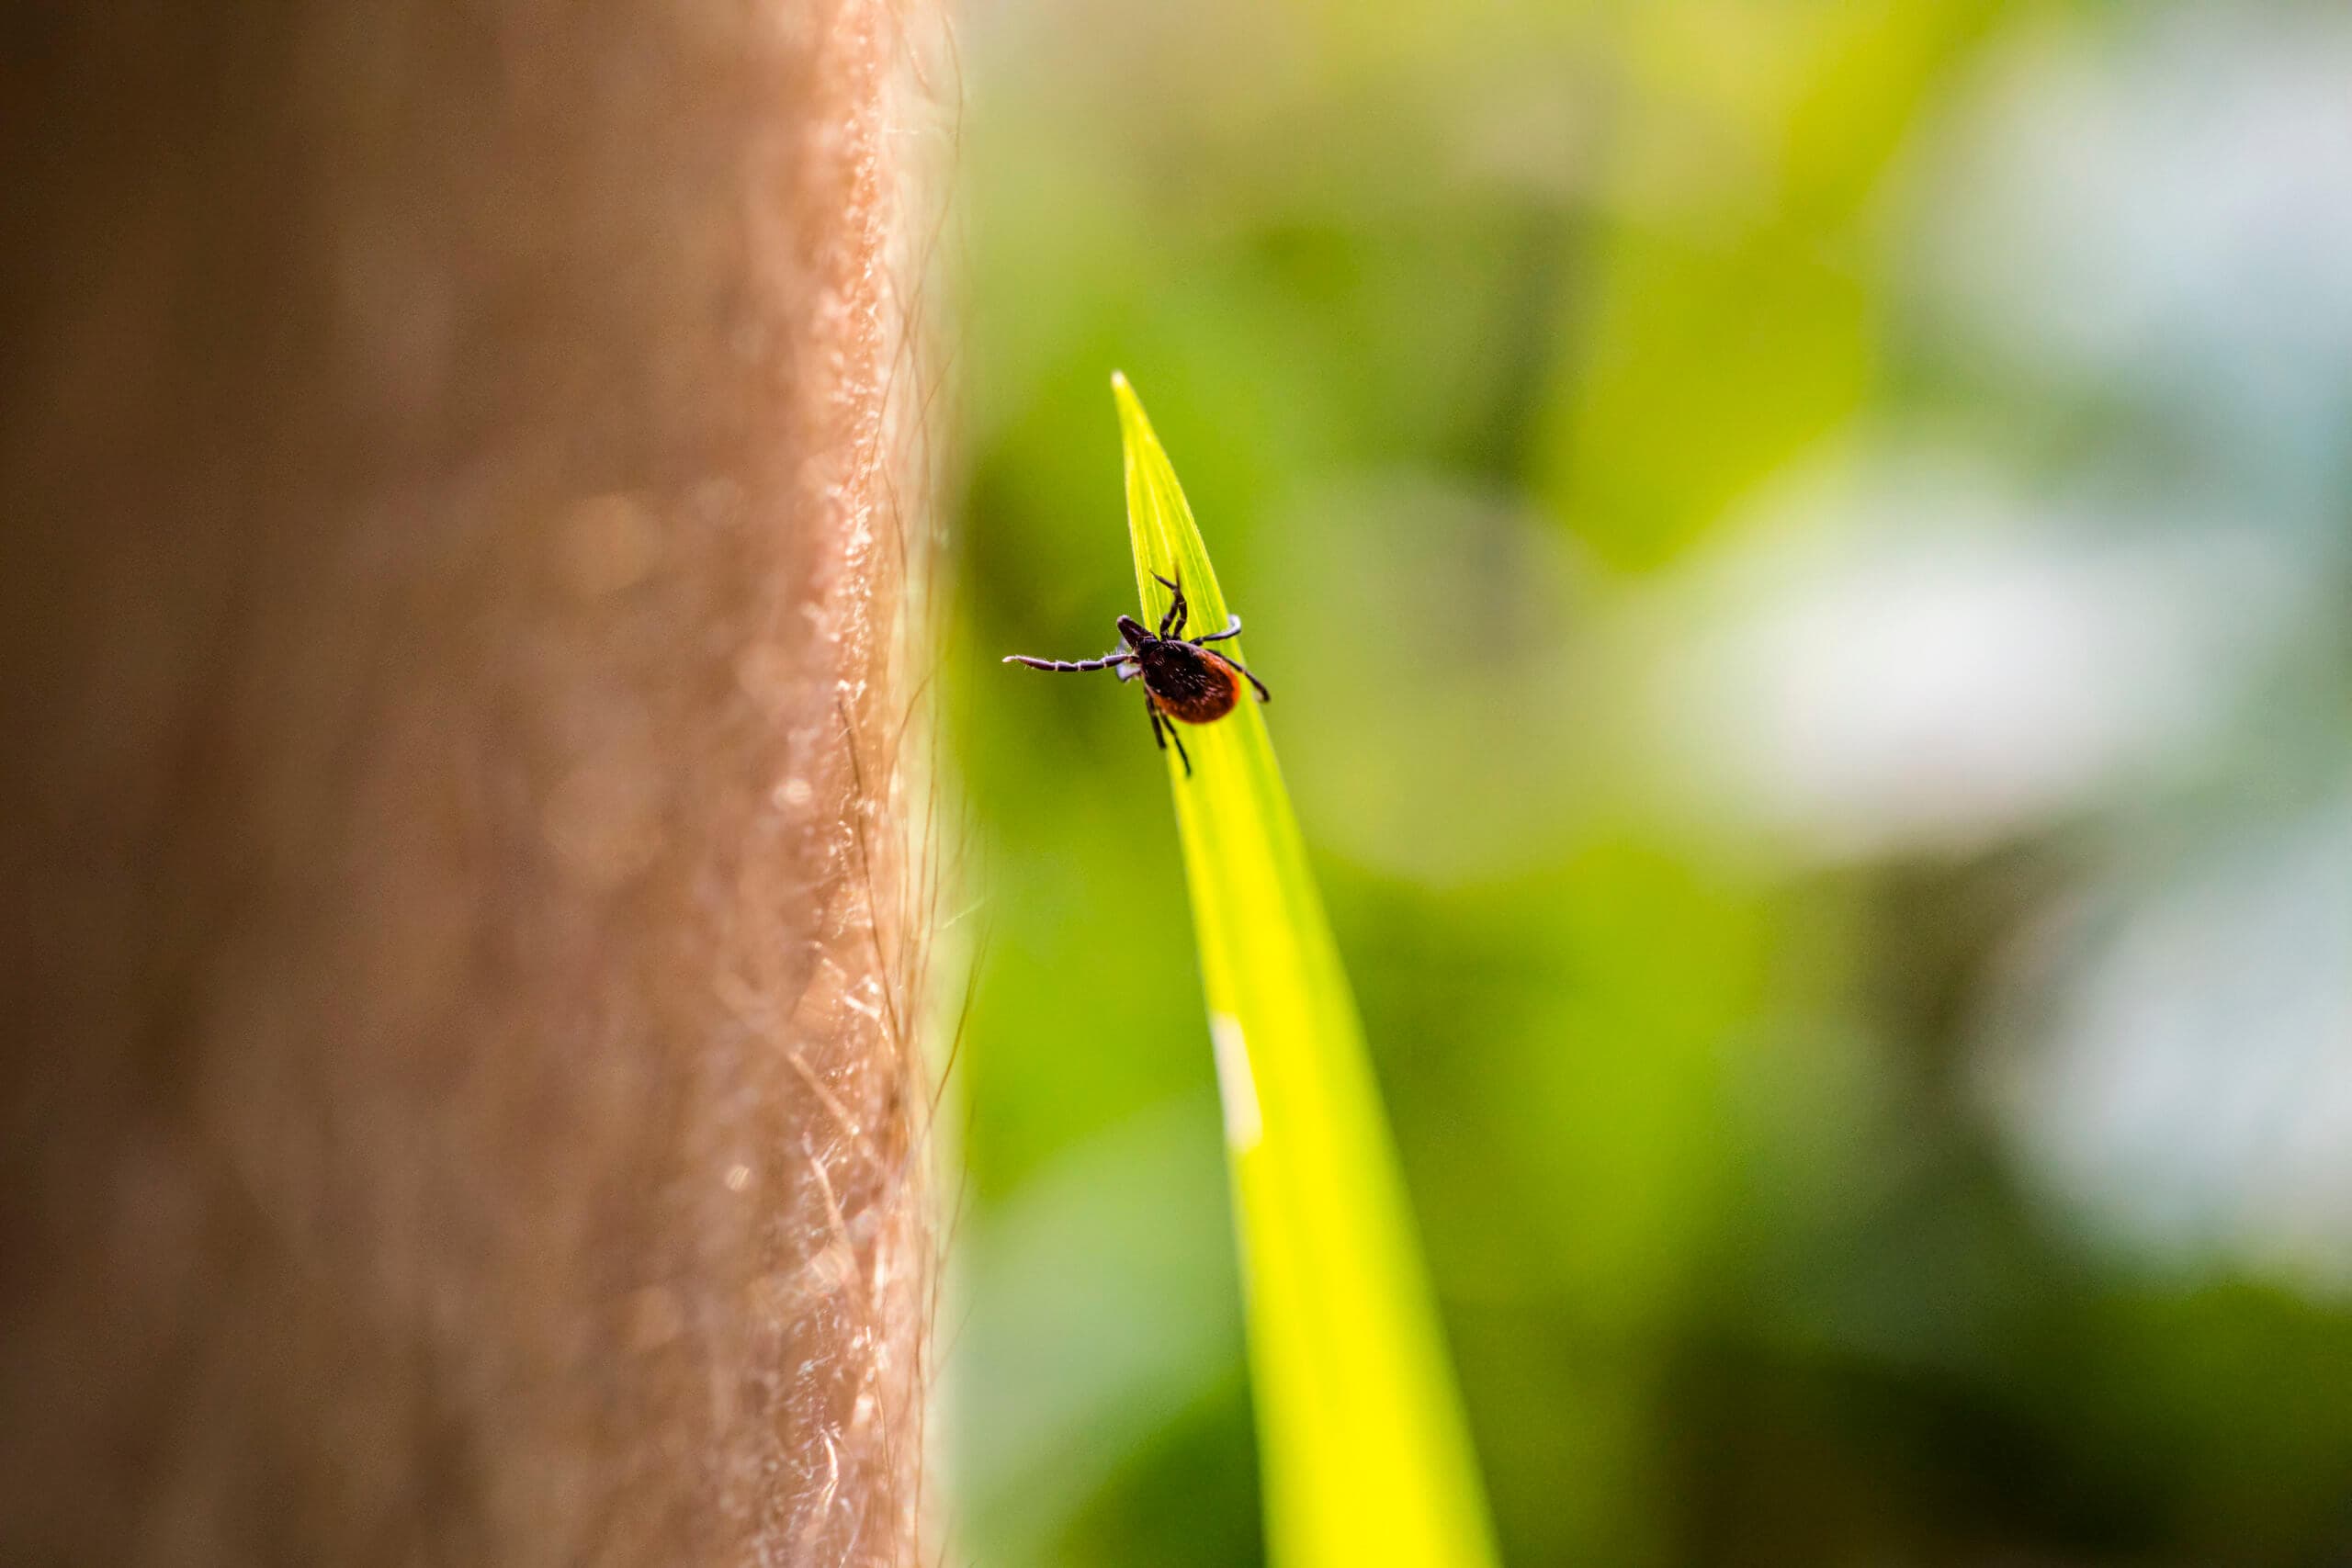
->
xmin=1192 ymin=615 xmax=1242 ymax=645
xmin=1003 ymin=652 xmax=1135 ymax=673
xmin=1152 ymin=572 xmax=1189 ymax=638
xmin=0 ymin=1 xmax=940 ymax=1562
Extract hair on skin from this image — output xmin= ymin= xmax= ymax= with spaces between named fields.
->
xmin=0 ymin=2 xmax=956 ymax=1564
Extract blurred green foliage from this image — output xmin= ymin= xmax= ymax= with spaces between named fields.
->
xmin=950 ymin=3 xmax=2352 ymax=1565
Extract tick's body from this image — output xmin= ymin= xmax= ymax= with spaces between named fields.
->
xmin=1118 ymin=615 xmax=1244 ymax=723
xmin=1004 ymin=574 xmax=1271 ymax=775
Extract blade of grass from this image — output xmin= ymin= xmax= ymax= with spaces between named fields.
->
xmin=1111 ymin=372 xmax=1498 ymax=1568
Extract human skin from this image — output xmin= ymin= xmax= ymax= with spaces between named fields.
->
xmin=0 ymin=3 xmax=938 ymax=1563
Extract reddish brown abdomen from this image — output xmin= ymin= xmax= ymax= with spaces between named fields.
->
xmin=1148 ymin=647 xmax=1242 ymax=723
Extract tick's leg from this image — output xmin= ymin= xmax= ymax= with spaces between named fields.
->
xmin=1003 ymin=651 xmax=1135 ymax=673
xmin=1216 ymin=652 xmax=1272 ymax=704
xmin=1152 ymin=572 xmax=1189 ymax=638
xmin=1191 ymin=615 xmax=1242 ymax=645
xmin=1148 ymin=700 xmax=1191 ymax=776
xmin=1115 ymin=660 xmax=1144 ymax=682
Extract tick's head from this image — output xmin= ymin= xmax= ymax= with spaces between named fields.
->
xmin=1115 ymin=614 xmax=1154 ymax=650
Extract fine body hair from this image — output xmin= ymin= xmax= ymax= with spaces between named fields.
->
xmin=0 ymin=2 xmax=946 ymax=1563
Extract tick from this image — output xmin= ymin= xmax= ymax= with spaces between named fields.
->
xmin=1003 ymin=573 xmax=1272 ymax=776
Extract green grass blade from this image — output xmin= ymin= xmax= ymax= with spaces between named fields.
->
xmin=1111 ymin=373 xmax=1499 ymax=1568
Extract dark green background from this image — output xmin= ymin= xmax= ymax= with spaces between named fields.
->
xmin=950 ymin=4 xmax=2352 ymax=1563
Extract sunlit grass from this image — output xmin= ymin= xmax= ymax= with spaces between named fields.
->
xmin=1112 ymin=373 xmax=1498 ymax=1568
